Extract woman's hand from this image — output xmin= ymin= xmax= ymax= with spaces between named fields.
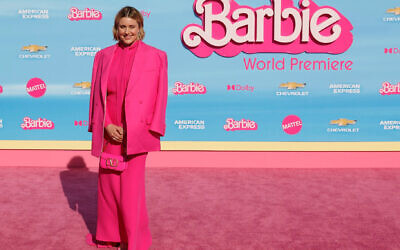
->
xmin=105 ymin=124 xmax=124 ymax=143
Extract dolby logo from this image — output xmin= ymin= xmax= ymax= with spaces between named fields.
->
xmin=74 ymin=120 xmax=88 ymax=126
xmin=227 ymin=84 xmax=254 ymax=92
xmin=384 ymin=48 xmax=399 ymax=54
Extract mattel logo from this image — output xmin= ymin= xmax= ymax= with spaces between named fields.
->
xmin=21 ymin=117 xmax=54 ymax=130
xmin=282 ymin=115 xmax=302 ymax=135
xmin=68 ymin=7 xmax=102 ymax=21
xmin=75 ymin=120 xmax=89 ymax=126
xmin=172 ymin=81 xmax=206 ymax=95
xmin=223 ymin=118 xmax=258 ymax=131
xmin=227 ymin=84 xmax=254 ymax=92
xmin=26 ymin=78 xmax=46 ymax=98
xmin=380 ymin=81 xmax=400 ymax=95
xmin=384 ymin=48 xmax=400 ymax=54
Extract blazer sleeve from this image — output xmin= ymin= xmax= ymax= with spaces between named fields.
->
xmin=88 ymin=51 xmax=101 ymax=132
xmin=149 ymin=51 xmax=168 ymax=136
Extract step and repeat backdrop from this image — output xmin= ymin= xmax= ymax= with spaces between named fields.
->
xmin=0 ymin=0 xmax=399 ymax=150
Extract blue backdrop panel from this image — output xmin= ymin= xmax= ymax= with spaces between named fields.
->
xmin=0 ymin=0 xmax=399 ymax=148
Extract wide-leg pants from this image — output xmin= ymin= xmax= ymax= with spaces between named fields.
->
xmin=96 ymin=153 xmax=152 ymax=250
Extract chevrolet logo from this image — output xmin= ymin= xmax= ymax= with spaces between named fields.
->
xmin=21 ymin=45 xmax=48 ymax=52
xmin=330 ymin=118 xmax=357 ymax=126
xmin=279 ymin=82 xmax=306 ymax=90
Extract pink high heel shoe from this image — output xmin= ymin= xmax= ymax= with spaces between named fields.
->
xmin=118 ymin=243 xmax=128 ymax=250
xmin=86 ymin=233 xmax=120 ymax=248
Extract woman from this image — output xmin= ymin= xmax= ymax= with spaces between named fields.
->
xmin=88 ymin=6 xmax=168 ymax=250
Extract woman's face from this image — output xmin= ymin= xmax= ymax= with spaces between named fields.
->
xmin=118 ymin=17 xmax=139 ymax=46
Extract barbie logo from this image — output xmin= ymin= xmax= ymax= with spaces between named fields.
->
xmin=172 ymin=81 xmax=207 ymax=95
xmin=223 ymin=118 xmax=258 ymax=131
xmin=20 ymin=117 xmax=54 ymax=130
xmin=26 ymin=78 xmax=46 ymax=98
xmin=181 ymin=0 xmax=353 ymax=58
xmin=68 ymin=7 xmax=102 ymax=21
xmin=379 ymin=82 xmax=400 ymax=95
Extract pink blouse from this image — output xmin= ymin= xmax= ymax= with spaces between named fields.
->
xmin=103 ymin=41 xmax=138 ymax=155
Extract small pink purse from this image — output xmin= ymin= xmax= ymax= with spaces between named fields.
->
xmin=100 ymin=152 xmax=127 ymax=172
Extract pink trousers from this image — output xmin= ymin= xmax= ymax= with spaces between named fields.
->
xmin=96 ymin=153 xmax=152 ymax=250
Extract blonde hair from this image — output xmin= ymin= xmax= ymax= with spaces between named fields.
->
xmin=113 ymin=6 xmax=145 ymax=41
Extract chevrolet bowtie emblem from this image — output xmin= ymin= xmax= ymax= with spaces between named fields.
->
xmin=330 ymin=118 xmax=357 ymax=126
xmin=21 ymin=45 xmax=48 ymax=52
xmin=387 ymin=7 xmax=400 ymax=15
xmin=279 ymin=82 xmax=306 ymax=90
xmin=73 ymin=81 xmax=91 ymax=89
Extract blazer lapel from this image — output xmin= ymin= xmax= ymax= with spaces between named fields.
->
xmin=100 ymin=45 xmax=117 ymax=102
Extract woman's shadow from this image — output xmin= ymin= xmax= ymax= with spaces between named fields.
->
xmin=60 ymin=156 xmax=98 ymax=235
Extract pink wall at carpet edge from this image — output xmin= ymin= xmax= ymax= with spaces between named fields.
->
xmin=0 ymin=150 xmax=398 ymax=168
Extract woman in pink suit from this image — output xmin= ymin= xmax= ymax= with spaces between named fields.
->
xmin=88 ymin=6 xmax=168 ymax=250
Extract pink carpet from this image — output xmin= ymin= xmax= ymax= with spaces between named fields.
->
xmin=1 ymin=164 xmax=400 ymax=249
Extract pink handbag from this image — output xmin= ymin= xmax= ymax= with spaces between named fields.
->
xmin=99 ymin=152 xmax=127 ymax=172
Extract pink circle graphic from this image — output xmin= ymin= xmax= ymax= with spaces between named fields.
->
xmin=26 ymin=78 xmax=46 ymax=98
xmin=0 ymin=85 xmax=3 ymax=94
xmin=282 ymin=115 xmax=302 ymax=135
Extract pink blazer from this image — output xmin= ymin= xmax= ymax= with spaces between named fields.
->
xmin=88 ymin=40 xmax=168 ymax=157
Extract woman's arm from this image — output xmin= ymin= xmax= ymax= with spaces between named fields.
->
xmin=149 ymin=51 xmax=168 ymax=136
xmin=88 ymin=51 xmax=101 ymax=132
